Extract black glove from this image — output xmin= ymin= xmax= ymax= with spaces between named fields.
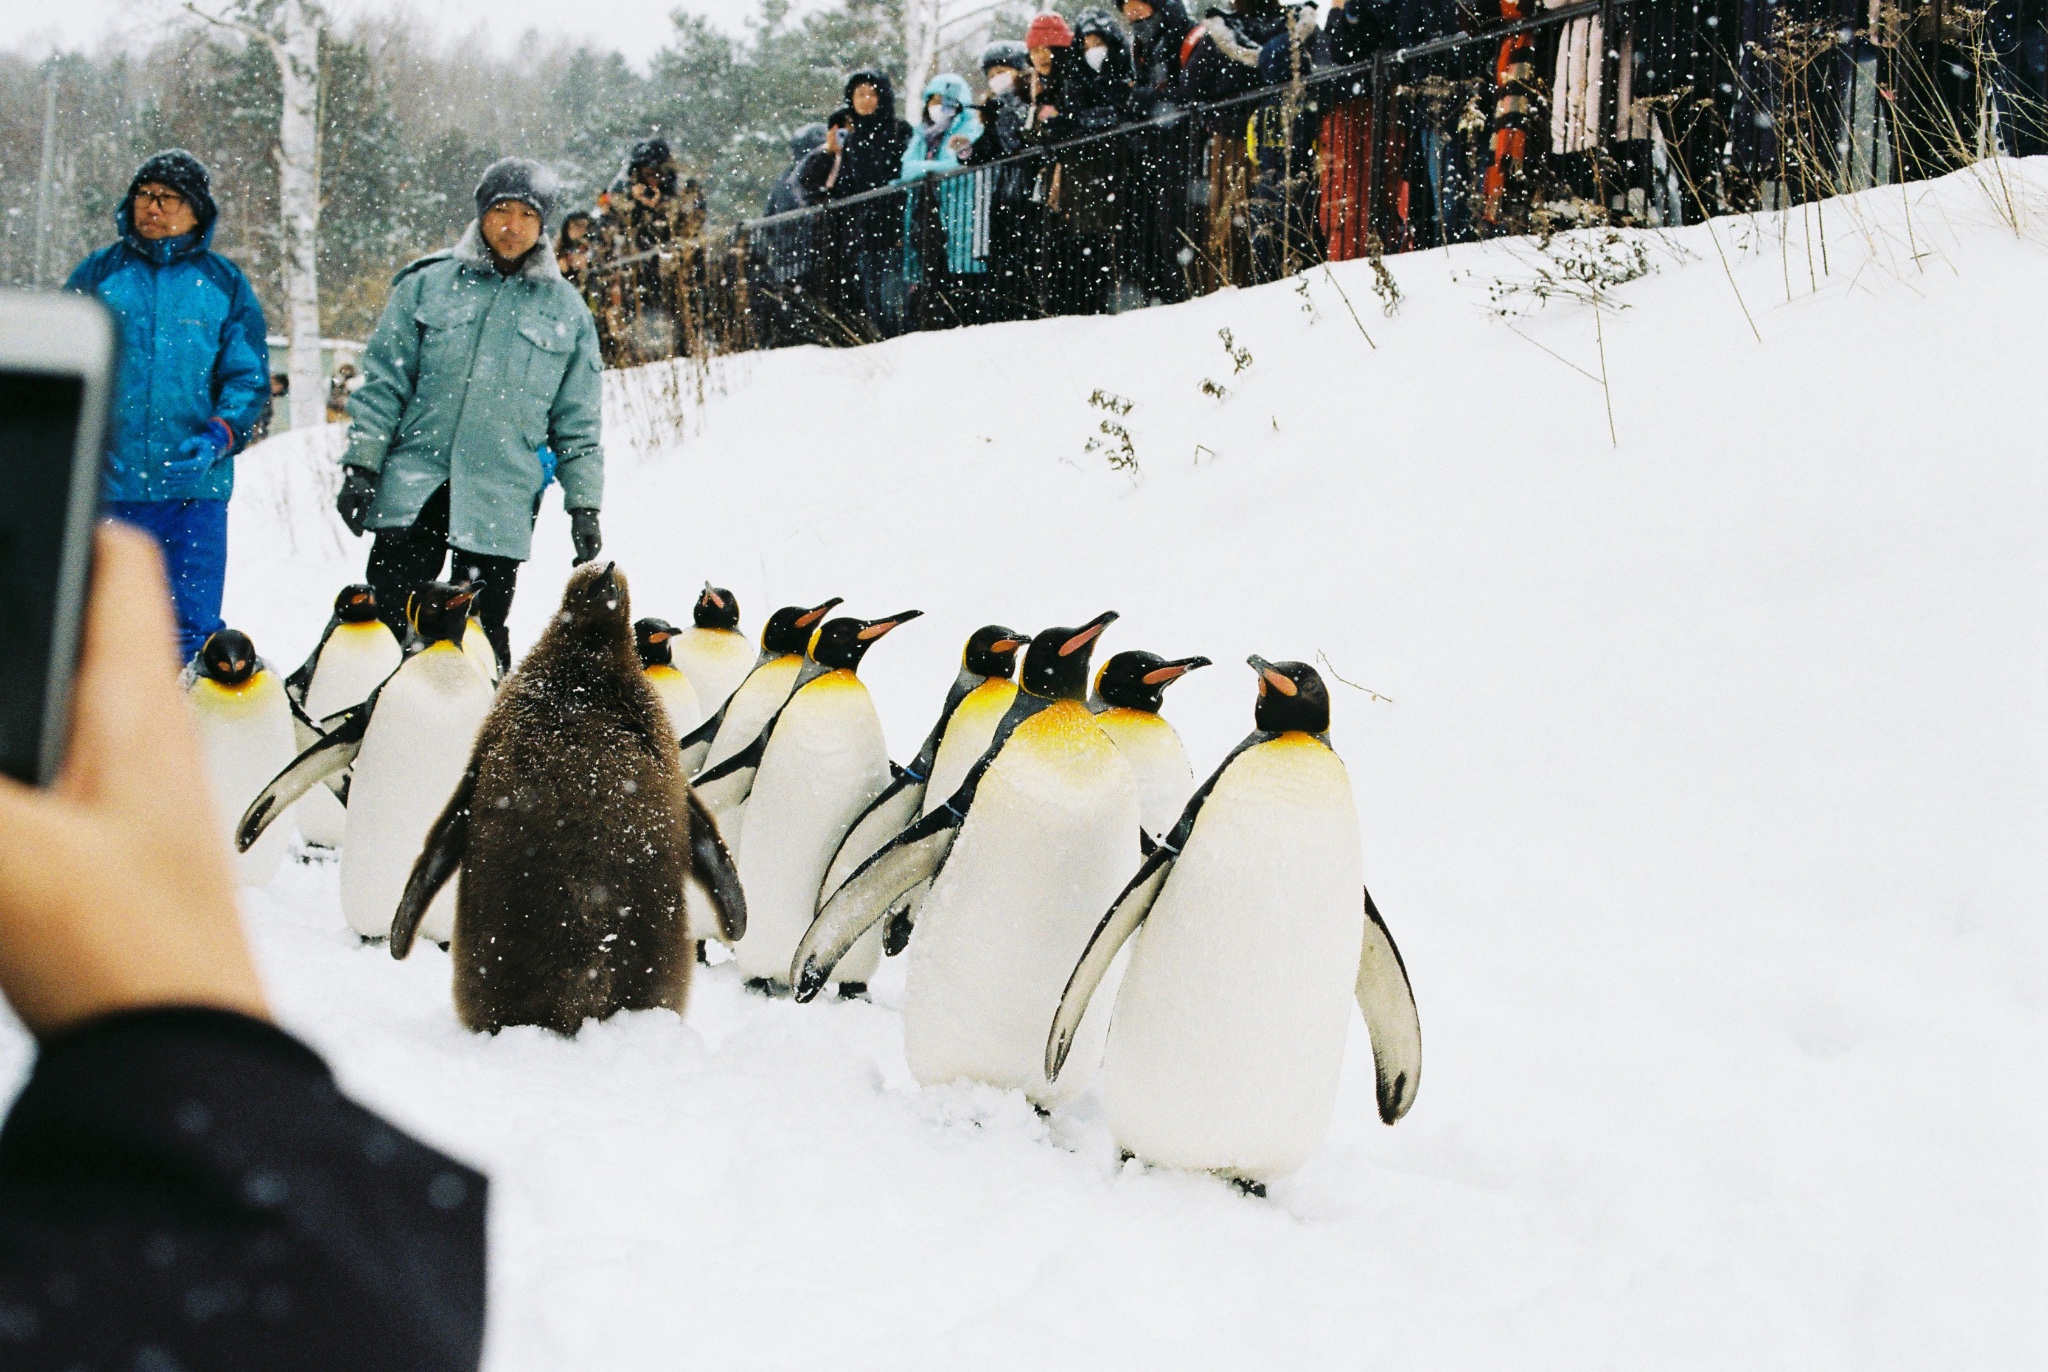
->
xmin=335 ymin=465 xmax=379 ymax=536
xmin=569 ymin=508 xmax=602 ymax=565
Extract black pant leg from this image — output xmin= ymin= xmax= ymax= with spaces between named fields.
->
xmin=449 ymin=550 xmax=521 ymax=673
xmin=364 ymin=484 xmax=452 ymax=641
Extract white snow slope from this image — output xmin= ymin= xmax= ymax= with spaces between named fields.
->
xmin=7 ymin=162 xmax=2046 ymax=1369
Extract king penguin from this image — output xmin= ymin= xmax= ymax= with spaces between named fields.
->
xmin=1044 ymin=657 xmax=1421 ymax=1188
xmin=387 ymin=563 xmax=747 ymax=1034
xmin=818 ymin=624 xmax=1028 ymax=960
xmin=634 ymin=618 xmax=706 ymax=736
xmin=678 ymin=596 xmax=842 ymax=780
xmin=186 ymin=630 xmax=300 ymax=887
xmin=692 ymin=610 xmax=921 ymax=995
xmin=285 ymin=585 xmax=404 ymax=848
xmin=238 ymin=583 xmax=497 ymax=944
xmin=792 ymin=612 xmax=1138 ymax=1107
xmin=671 ymin=583 xmax=753 ymax=714
xmin=461 ymin=614 xmax=501 ymax=686
xmin=1088 ymin=650 xmax=1211 ymax=846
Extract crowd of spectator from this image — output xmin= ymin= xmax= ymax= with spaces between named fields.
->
xmin=541 ymin=0 xmax=2048 ymax=355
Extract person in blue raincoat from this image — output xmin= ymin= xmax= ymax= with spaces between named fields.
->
xmin=899 ymin=73 xmax=988 ymax=282
xmin=64 ymin=150 xmax=270 ymax=662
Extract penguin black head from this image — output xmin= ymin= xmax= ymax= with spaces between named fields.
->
xmin=198 ymin=629 xmax=258 ymax=687
xmin=811 ymin=610 xmax=923 ymax=672
xmin=1020 ymin=612 xmax=1119 ymax=701
xmin=408 ymin=582 xmax=478 ymax=647
xmin=962 ymin=625 xmax=1027 ymax=680
xmin=634 ymin=617 xmax=679 ymax=669
xmin=1093 ymin=650 xmax=1212 ymax=713
xmin=1249 ymin=656 xmax=1330 ymax=735
xmin=333 ymin=584 xmax=379 ymax=623
xmin=760 ymin=597 xmax=843 ymax=657
xmin=695 ymin=583 xmax=740 ymax=631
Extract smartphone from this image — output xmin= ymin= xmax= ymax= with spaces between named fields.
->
xmin=0 ymin=290 xmax=114 ymax=785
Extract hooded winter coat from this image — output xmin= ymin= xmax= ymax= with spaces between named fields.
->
xmin=65 ymin=193 xmax=269 ymax=504
xmin=342 ymin=222 xmax=604 ymax=562
xmin=900 ymin=73 xmax=989 ymax=278
xmin=831 ymin=70 xmax=915 ymax=199
xmin=1127 ymin=0 xmax=1199 ymax=107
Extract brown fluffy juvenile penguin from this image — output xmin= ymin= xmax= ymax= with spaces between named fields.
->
xmin=389 ymin=561 xmax=747 ymax=1034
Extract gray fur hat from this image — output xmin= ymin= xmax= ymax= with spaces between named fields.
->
xmin=474 ymin=157 xmax=560 ymax=226
xmin=981 ymin=39 xmax=1030 ymax=74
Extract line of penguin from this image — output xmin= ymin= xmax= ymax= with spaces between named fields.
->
xmin=191 ymin=566 xmax=1421 ymax=1188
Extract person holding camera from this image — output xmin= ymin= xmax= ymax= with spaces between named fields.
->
xmin=0 ymin=524 xmax=487 ymax=1369
xmin=63 ymin=150 xmax=270 ymax=664
xmin=334 ymin=158 xmax=605 ymax=673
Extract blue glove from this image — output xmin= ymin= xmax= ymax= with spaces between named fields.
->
xmin=166 ymin=418 xmax=234 ymax=481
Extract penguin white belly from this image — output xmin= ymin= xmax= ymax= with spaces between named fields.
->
xmin=299 ymin=624 xmax=403 ymax=848
xmin=1095 ymin=708 xmax=1197 ymax=841
xmin=905 ymin=700 xmax=1138 ymax=1106
xmin=673 ymin=628 xmax=753 ymax=713
xmin=644 ymin=664 xmax=704 ymax=736
xmin=699 ymin=655 xmax=802 ymax=855
xmin=732 ymin=672 xmax=889 ymax=986
xmin=1102 ymin=737 xmax=1365 ymax=1179
xmin=191 ymin=673 xmax=300 ymax=887
xmin=339 ymin=646 xmax=494 ymax=942
xmin=921 ymin=679 xmax=1016 ymax=814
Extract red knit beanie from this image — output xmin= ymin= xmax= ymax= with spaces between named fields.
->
xmin=1026 ymin=12 xmax=1075 ymax=47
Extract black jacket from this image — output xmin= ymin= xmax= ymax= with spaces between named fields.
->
xmin=829 ymin=70 xmax=914 ymax=199
xmin=0 ymin=1008 xmax=487 ymax=1370
xmin=1128 ymin=0 xmax=1199 ymax=106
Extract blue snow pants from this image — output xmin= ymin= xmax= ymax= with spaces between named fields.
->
xmin=103 ymin=499 xmax=230 ymax=663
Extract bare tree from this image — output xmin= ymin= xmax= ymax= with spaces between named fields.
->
xmin=185 ymin=0 xmax=325 ymax=431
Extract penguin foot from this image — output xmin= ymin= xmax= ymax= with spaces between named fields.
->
xmin=1032 ymin=1103 xmax=1053 ymax=1121
xmin=742 ymin=977 xmax=785 ymax=998
xmin=358 ymin=934 xmax=386 ymax=947
xmin=694 ymin=941 xmax=710 ymax=966
xmin=1228 ymin=1176 xmax=1267 ymax=1199
xmin=1119 ymin=1149 xmax=1135 ymax=1164
xmin=835 ymin=982 xmax=868 ymax=1002
xmin=436 ymin=941 xmax=450 ymax=953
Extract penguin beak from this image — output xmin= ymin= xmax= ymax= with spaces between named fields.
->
xmin=1059 ymin=610 xmax=1119 ymax=657
xmin=700 ymin=582 xmax=725 ymax=610
xmin=856 ymin=609 xmax=923 ymax=641
xmin=647 ymin=630 xmax=672 ymax=645
xmin=1247 ymin=655 xmax=1296 ymax=696
xmin=447 ymin=582 xmax=478 ymax=612
xmin=992 ymin=638 xmax=1027 ymax=655
xmin=1141 ymin=655 xmax=1211 ymax=687
xmin=796 ymin=597 xmax=843 ymax=629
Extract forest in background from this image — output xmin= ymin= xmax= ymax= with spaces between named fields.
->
xmin=0 ymin=0 xmax=1057 ymax=339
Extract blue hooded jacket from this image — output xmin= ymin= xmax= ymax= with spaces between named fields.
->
xmin=65 ymin=198 xmax=270 ymax=504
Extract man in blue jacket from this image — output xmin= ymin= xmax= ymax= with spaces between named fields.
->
xmin=66 ymin=150 xmax=270 ymax=662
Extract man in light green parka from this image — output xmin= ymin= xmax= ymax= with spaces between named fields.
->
xmin=336 ymin=157 xmax=605 ymax=670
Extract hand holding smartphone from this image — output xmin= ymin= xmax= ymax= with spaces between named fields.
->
xmin=0 ymin=289 xmax=112 ymax=786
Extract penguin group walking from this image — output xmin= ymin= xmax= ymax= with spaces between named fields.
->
xmin=196 ymin=566 xmax=1421 ymax=1190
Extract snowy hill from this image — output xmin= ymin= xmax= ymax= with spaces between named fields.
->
xmin=10 ymin=161 xmax=2046 ymax=1369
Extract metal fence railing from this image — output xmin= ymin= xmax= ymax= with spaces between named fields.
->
xmin=569 ymin=0 xmax=2048 ymax=362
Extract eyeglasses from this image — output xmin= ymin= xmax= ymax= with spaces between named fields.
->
xmin=134 ymin=190 xmax=187 ymax=210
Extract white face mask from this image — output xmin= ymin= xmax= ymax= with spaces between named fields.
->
xmin=989 ymin=70 xmax=1016 ymax=94
xmin=1085 ymin=45 xmax=1108 ymax=71
xmin=928 ymin=100 xmax=947 ymax=123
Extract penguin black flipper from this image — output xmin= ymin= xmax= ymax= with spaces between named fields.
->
xmin=236 ymin=695 xmax=377 ymax=852
xmin=791 ymin=693 xmax=1051 ymax=1001
xmin=283 ymin=612 xmax=343 ymax=706
xmin=389 ymin=762 xmax=476 ymax=959
xmin=677 ymin=706 xmax=724 ymax=777
xmin=820 ymin=771 xmax=927 ymax=906
xmin=881 ymin=879 xmax=932 ymax=956
xmin=791 ymin=809 xmax=960 ymax=1001
xmin=1356 ymin=884 xmax=1422 ymax=1124
xmin=1044 ymin=730 xmax=1274 ymax=1081
xmin=1046 ymin=848 xmax=1176 ymax=1082
xmin=685 ymin=787 xmax=748 ymax=941
xmin=690 ymin=724 xmax=770 ymax=816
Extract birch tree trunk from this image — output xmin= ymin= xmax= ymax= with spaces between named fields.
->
xmin=272 ymin=0 xmax=324 ymax=431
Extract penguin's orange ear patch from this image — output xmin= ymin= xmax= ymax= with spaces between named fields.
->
xmin=1059 ymin=623 xmax=1105 ymax=657
xmin=1261 ymin=668 xmax=1297 ymax=696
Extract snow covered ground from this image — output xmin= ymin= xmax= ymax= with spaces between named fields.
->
xmin=8 ymin=162 xmax=2047 ymax=1368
